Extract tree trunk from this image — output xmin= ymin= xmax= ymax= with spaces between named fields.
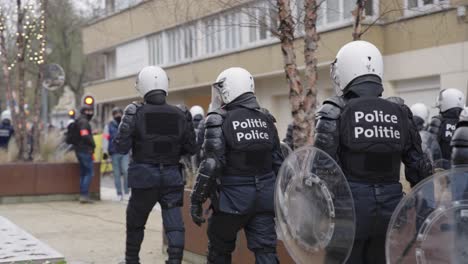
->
xmin=32 ymin=0 xmax=48 ymax=158
xmin=303 ymin=0 xmax=319 ymax=144
xmin=16 ymin=0 xmax=28 ymax=160
xmin=277 ymin=0 xmax=309 ymax=149
xmin=353 ymin=0 xmax=367 ymax=40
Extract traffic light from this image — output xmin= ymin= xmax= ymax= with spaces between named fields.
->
xmin=68 ymin=109 xmax=75 ymax=118
xmin=83 ymin=95 xmax=95 ymax=107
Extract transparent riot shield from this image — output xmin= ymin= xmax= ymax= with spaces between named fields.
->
xmin=420 ymin=131 xmax=447 ymax=171
xmin=275 ymin=146 xmax=355 ymax=264
xmin=386 ymin=166 xmax=468 ymax=264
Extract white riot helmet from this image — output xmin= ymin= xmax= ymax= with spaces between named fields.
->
xmin=410 ymin=103 xmax=430 ymax=123
xmin=1 ymin=109 xmax=11 ymax=121
xmin=331 ymin=41 xmax=384 ymax=93
xmin=212 ymin=67 xmax=255 ymax=108
xmin=135 ymin=66 xmax=169 ymax=97
xmin=190 ymin=105 xmax=205 ymax=118
xmin=436 ymin=88 xmax=465 ymax=112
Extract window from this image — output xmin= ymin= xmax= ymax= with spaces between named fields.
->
xmin=405 ymin=0 xmax=449 ymax=16
xmin=204 ymin=17 xmax=223 ymax=54
xmin=224 ymin=13 xmax=242 ymax=50
xmin=183 ymin=25 xmax=198 ymax=60
xmin=167 ymin=29 xmax=181 ymax=63
xmin=104 ymin=50 xmax=116 ymax=79
xmin=326 ymin=0 xmax=340 ymax=23
xmin=246 ymin=2 xmax=276 ymax=43
xmin=294 ymin=0 xmax=376 ymax=36
xmin=148 ymin=33 xmax=164 ymax=65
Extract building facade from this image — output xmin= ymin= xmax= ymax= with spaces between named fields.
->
xmin=82 ymin=0 xmax=468 ymax=138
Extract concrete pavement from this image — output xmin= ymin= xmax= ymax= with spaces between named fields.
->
xmin=0 ymin=176 xmax=174 ymax=264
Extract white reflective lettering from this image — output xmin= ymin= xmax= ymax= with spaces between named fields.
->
xmin=355 ymin=127 xmax=364 ymax=138
xmin=232 ymin=121 xmax=240 ymax=130
xmin=355 ymin=112 xmax=364 ymax=123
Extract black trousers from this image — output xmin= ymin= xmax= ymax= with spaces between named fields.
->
xmin=346 ymin=182 xmax=403 ymax=264
xmin=207 ymin=211 xmax=278 ymax=264
xmin=126 ymin=186 xmax=184 ymax=264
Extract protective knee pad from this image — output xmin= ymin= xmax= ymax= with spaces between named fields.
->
xmin=253 ymin=248 xmax=279 ymax=264
xmin=207 ymin=247 xmax=232 ymax=264
xmin=167 ymin=247 xmax=183 ymax=262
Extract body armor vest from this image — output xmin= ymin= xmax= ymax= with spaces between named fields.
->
xmin=339 ymin=97 xmax=407 ymax=183
xmin=132 ymin=103 xmax=186 ymax=164
xmin=222 ymin=107 xmax=275 ymax=176
xmin=438 ymin=116 xmax=459 ymax=160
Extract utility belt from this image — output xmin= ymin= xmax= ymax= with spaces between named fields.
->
xmin=224 ymin=149 xmax=273 ymax=176
xmin=341 ymin=151 xmax=401 ymax=183
xmin=217 ymin=172 xmax=275 ymax=187
xmin=347 ymin=181 xmax=402 ymax=196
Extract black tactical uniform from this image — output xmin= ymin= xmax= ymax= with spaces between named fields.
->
xmin=428 ymin=107 xmax=463 ymax=163
xmin=114 ymin=90 xmax=197 ymax=264
xmin=190 ymin=93 xmax=284 ymax=264
xmin=315 ymin=75 xmax=432 ymax=264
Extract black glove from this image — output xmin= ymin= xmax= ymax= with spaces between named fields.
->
xmin=190 ymin=202 xmax=205 ymax=227
xmin=103 ymin=152 xmax=109 ymax=160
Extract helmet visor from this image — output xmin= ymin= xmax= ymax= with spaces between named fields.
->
xmin=210 ymin=79 xmax=225 ymax=112
xmin=330 ymin=59 xmax=342 ymax=96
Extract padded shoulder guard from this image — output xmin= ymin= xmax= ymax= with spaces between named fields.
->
xmin=205 ymin=113 xmax=224 ymax=128
xmin=124 ymin=102 xmax=142 ymax=115
xmin=323 ymin=96 xmax=346 ymax=109
xmin=176 ymin=104 xmax=189 ymax=113
xmin=316 ymin=102 xmax=342 ymax=120
xmin=259 ymin=108 xmax=277 ymax=123
xmin=176 ymin=104 xmax=192 ymax=121
xmin=386 ymin=96 xmax=405 ymax=105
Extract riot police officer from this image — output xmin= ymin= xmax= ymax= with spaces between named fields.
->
xmin=190 ymin=105 xmax=205 ymax=142
xmin=113 ymin=66 xmax=197 ymax=264
xmin=190 ymin=105 xmax=205 ymax=169
xmin=428 ymin=88 xmax=465 ymax=164
xmin=452 ymin=108 xmax=468 ymax=166
xmin=410 ymin=103 xmax=430 ymax=131
xmin=190 ymin=67 xmax=284 ymax=264
xmin=0 ymin=110 xmax=14 ymax=149
xmin=315 ymin=41 xmax=432 ymax=263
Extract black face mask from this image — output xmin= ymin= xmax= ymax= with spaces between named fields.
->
xmin=85 ymin=114 xmax=94 ymax=121
xmin=114 ymin=116 xmax=122 ymax=124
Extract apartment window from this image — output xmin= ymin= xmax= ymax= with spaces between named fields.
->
xmin=246 ymin=1 xmax=276 ymax=43
xmin=148 ymin=33 xmax=164 ymax=65
xmin=204 ymin=16 xmax=224 ymax=54
xmin=224 ymin=13 xmax=242 ymax=50
xmin=105 ymin=50 xmax=116 ymax=79
xmin=183 ymin=25 xmax=198 ymax=60
xmin=405 ymin=0 xmax=449 ymax=15
xmin=167 ymin=29 xmax=181 ymax=63
xmin=249 ymin=12 xmax=258 ymax=43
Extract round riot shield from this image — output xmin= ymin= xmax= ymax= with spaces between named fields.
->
xmin=386 ymin=166 xmax=468 ymax=264
xmin=275 ymin=146 xmax=355 ymax=264
xmin=420 ymin=131 xmax=448 ymax=170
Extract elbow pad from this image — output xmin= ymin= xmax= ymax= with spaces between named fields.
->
xmin=191 ymin=158 xmax=218 ymax=203
xmin=315 ymin=102 xmax=340 ymax=153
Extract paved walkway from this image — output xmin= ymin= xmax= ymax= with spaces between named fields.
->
xmin=0 ymin=176 xmax=170 ymax=264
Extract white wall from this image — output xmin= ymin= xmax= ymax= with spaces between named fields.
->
xmin=116 ymin=38 xmax=149 ymax=77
